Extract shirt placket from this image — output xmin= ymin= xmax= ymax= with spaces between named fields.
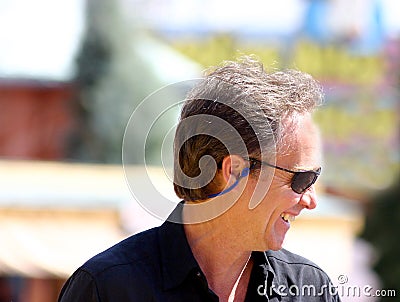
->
xmin=245 ymin=252 xmax=281 ymax=301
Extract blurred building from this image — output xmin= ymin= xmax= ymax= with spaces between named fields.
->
xmin=0 ymin=80 xmax=75 ymax=160
xmin=0 ymin=161 xmax=128 ymax=301
xmin=0 ymin=2 xmax=201 ymax=301
xmin=0 ymin=160 xmax=372 ymax=302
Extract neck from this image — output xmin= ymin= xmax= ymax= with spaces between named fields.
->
xmin=183 ymin=200 xmax=253 ymax=301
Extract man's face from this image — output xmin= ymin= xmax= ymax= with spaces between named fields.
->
xmin=240 ymin=113 xmax=322 ymax=251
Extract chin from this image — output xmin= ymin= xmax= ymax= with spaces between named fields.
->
xmin=266 ymin=235 xmax=286 ymax=251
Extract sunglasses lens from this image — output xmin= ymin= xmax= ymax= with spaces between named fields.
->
xmin=291 ymin=171 xmax=317 ymax=194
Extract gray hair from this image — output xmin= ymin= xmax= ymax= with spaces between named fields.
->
xmin=173 ymin=55 xmax=323 ymax=200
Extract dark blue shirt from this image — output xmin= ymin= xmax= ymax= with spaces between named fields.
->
xmin=58 ymin=210 xmax=341 ymax=301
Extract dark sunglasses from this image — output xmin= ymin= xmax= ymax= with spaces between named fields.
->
xmin=247 ymin=158 xmax=321 ymax=194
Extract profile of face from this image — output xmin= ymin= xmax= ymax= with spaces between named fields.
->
xmin=236 ymin=113 xmax=322 ymax=251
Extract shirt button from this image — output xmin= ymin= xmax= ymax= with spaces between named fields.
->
xmin=196 ymin=271 xmax=202 ymax=278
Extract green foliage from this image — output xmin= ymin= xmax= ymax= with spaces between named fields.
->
xmin=173 ymin=36 xmax=385 ymax=84
xmin=313 ymin=102 xmax=398 ymax=189
xmin=314 ymin=107 xmax=396 ymax=141
xmin=70 ymin=0 xmax=163 ymax=163
xmin=173 ymin=35 xmax=280 ymax=69
xmin=360 ymin=176 xmax=400 ymax=301
xmin=293 ymin=41 xmax=384 ymax=84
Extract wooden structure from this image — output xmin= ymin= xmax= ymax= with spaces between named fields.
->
xmin=0 ymin=79 xmax=76 ymax=160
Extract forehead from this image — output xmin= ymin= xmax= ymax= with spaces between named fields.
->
xmin=277 ymin=114 xmax=322 ymax=169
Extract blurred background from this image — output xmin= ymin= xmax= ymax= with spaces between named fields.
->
xmin=0 ymin=0 xmax=399 ymax=301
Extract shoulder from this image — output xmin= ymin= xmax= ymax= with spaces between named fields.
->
xmin=266 ymin=248 xmax=323 ymax=269
xmin=264 ymin=249 xmax=342 ymax=301
xmin=266 ymin=248 xmax=334 ymax=284
xmin=81 ymin=226 xmax=160 ymax=277
xmin=59 ymin=227 xmax=162 ymax=301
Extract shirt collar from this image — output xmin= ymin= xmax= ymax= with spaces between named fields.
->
xmin=259 ymin=251 xmax=280 ymax=284
xmin=158 ymin=204 xmax=199 ymax=291
xmin=157 ymin=203 xmax=282 ymax=296
xmin=252 ymin=250 xmax=282 ymax=298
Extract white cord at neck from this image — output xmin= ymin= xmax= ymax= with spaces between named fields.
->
xmin=228 ymin=255 xmax=251 ymax=302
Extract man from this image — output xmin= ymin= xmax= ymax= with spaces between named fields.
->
xmin=58 ymin=56 xmax=340 ymax=301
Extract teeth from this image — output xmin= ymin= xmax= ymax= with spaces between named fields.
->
xmin=281 ymin=213 xmax=295 ymax=222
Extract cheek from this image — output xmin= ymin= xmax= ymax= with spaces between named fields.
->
xmin=267 ymin=182 xmax=301 ymax=211
xmin=245 ymin=175 xmax=299 ymax=214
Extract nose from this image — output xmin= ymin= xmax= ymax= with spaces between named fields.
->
xmin=298 ymin=186 xmax=317 ymax=210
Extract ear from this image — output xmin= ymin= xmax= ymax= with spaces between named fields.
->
xmin=220 ymin=155 xmax=246 ymax=184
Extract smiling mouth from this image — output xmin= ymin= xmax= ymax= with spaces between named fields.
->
xmin=281 ymin=213 xmax=295 ymax=223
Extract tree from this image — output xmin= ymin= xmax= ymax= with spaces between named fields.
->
xmin=68 ymin=0 xmax=162 ymax=163
xmin=360 ymin=37 xmax=400 ymax=301
xmin=360 ymin=175 xmax=400 ymax=301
